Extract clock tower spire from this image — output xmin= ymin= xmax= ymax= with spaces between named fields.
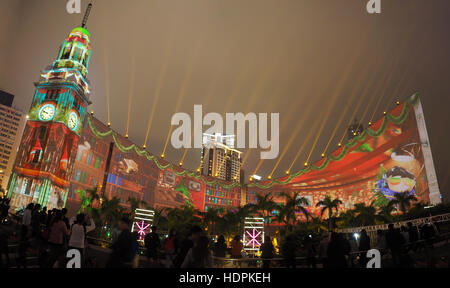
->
xmin=7 ymin=5 xmax=94 ymax=210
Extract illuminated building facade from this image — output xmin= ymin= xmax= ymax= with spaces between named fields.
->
xmin=247 ymin=94 xmax=441 ymax=221
xmin=7 ymin=25 xmax=92 ymax=210
xmin=65 ymin=116 xmax=242 ymax=215
xmin=201 ymin=133 xmax=242 ymax=183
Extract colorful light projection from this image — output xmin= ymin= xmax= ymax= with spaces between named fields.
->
xmin=247 ymin=94 xmax=441 ymax=217
xmin=131 ymin=208 xmax=155 ymax=241
xmin=243 ymin=217 xmax=264 ymax=252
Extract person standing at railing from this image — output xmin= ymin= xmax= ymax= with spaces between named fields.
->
xmin=303 ymin=236 xmax=317 ymax=268
xmin=106 ymin=216 xmax=134 ymax=268
xmin=318 ymin=233 xmax=330 ymax=268
xmin=181 ymin=235 xmax=213 ymax=268
xmin=164 ymin=229 xmax=178 ymax=268
xmin=173 ymin=225 xmax=203 ymax=268
xmin=231 ymin=235 xmax=243 ymax=259
xmin=359 ymin=229 xmax=371 ymax=267
xmin=260 ymin=235 xmax=275 ymax=268
xmin=327 ymin=232 xmax=347 ymax=268
xmin=144 ymin=225 xmax=160 ymax=266
xmin=386 ymin=224 xmax=405 ymax=267
xmin=400 ymin=226 xmax=409 ymax=243
xmin=213 ymin=235 xmax=227 ymax=258
xmin=47 ymin=210 xmax=70 ymax=268
xmin=407 ymin=222 xmax=419 ymax=252
xmin=68 ymin=213 xmax=95 ymax=267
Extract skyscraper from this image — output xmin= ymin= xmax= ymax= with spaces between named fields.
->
xmin=0 ymin=103 xmax=26 ymax=194
xmin=201 ymin=133 xmax=242 ymax=183
xmin=7 ymin=9 xmax=94 ymax=210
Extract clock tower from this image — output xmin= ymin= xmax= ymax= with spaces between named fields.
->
xmin=7 ymin=5 xmax=94 ymax=210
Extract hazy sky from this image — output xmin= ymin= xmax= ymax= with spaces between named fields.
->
xmin=1 ymin=0 xmax=449 ymax=200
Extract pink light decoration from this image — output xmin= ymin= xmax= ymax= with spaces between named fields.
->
xmin=245 ymin=228 xmax=262 ymax=248
xmin=135 ymin=220 xmax=150 ymax=240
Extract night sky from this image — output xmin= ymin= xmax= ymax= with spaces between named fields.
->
xmin=0 ymin=0 xmax=449 ymax=200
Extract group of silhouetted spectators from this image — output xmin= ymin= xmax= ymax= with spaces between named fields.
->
xmin=2 ymin=202 xmax=96 ymax=268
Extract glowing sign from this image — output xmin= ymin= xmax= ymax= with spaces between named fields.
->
xmin=245 ymin=228 xmax=262 ymax=249
xmin=131 ymin=208 xmax=155 ymax=241
xmin=243 ymin=217 xmax=264 ymax=251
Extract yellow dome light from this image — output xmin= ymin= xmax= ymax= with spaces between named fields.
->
xmin=107 ymin=122 xmax=111 ymax=127
xmin=143 ymin=145 xmax=147 ymax=149
xmin=268 ymin=175 xmax=272 ymax=180
xmin=285 ymin=170 xmax=290 ymax=175
xmin=368 ymin=121 xmax=372 ymax=126
xmin=383 ymin=111 xmax=387 ymax=115
xmin=321 ymin=153 xmax=325 ymax=158
xmin=125 ymin=134 xmax=129 ymax=139
xmin=338 ymin=143 xmax=342 ymax=147
xmin=179 ymin=162 xmax=183 ymax=167
xmin=396 ymin=101 xmax=400 ymax=105
xmin=161 ymin=154 xmax=165 ymax=158
xmin=304 ymin=162 xmax=308 ymax=167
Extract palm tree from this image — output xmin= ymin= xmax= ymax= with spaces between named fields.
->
xmin=377 ymin=202 xmax=397 ymax=223
xmin=316 ymin=195 xmax=342 ymax=230
xmin=338 ymin=209 xmax=357 ymax=228
xmin=281 ymin=191 xmax=310 ymax=229
xmin=316 ymin=195 xmax=342 ymax=219
xmin=254 ymin=193 xmax=276 ymax=228
xmin=127 ymin=196 xmax=146 ymax=217
xmin=201 ymin=207 xmax=223 ymax=235
xmin=390 ymin=192 xmax=417 ymax=214
xmin=353 ymin=202 xmax=377 ymax=226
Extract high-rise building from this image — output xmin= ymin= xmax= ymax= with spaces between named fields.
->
xmin=201 ymin=133 xmax=242 ymax=183
xmin=7 ymin=9 xmax=94 ymax=210
xmin=0 ymin=103 xmax=26 ymax=195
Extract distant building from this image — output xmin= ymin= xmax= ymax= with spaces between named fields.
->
xmin=201 ymin=133 xmax=242 ymax=183
xmin=347 ymin=119 xmax=364 ymax=141
xmin=0 ymin=90 xmax=14 ymax=107
xmin=0 ymin=103 xmax=26 ymax=194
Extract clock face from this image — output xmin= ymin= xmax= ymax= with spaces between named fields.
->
xmin=68 ymin=111 xmax=79 ymax=131
xmin=38 ymin=104 xmax=56 ymax=121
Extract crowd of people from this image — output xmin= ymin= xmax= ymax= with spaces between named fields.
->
xmin=314 ymin=222 xmax=440 ymax=268
xmin=0 ymin=202 xmax=96 ymax=268
xmin=0 ymin=198 xmax=445 ymax=268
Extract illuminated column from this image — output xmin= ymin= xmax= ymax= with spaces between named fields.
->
xmin=413 ymin=98 xmax=441 ymax=204
xmin=243 ymin=217 xmax=264 ymax=252
xmin=131 ymin=208 xmax=155 ymax=241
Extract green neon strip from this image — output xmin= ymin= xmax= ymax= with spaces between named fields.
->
xmin=7 ymin=173 xmax=17 ymax=198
